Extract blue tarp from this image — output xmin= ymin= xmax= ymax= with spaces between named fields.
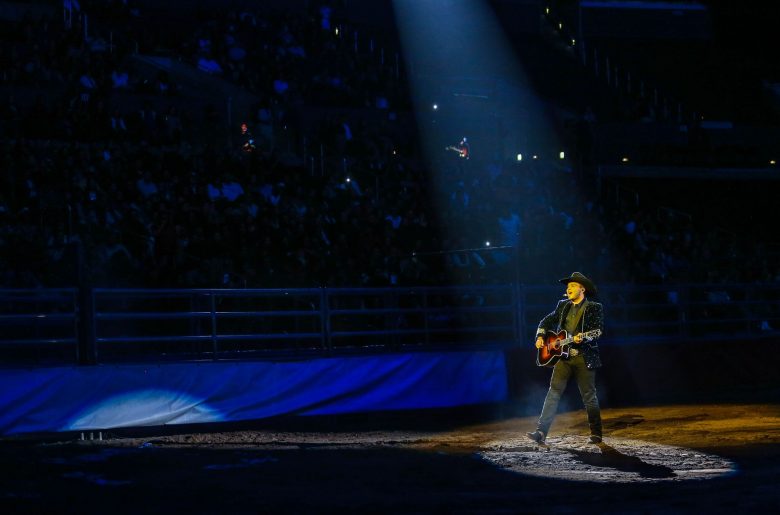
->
xmin=0 ymin=350 xmax=508 ymax=436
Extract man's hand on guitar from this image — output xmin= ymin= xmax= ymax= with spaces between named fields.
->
xmin=535 ymin=337 xmax=544 ymax=349
xmin=573 ymin=333 xmax=583 ymax=344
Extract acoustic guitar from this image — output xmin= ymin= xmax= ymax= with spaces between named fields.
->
xmin=536 ymin=329 xmax=601 ymax=367
xmin=445 ymin=145 xmax=468 ymax=158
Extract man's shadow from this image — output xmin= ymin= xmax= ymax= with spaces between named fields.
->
xmin=564 ymin=443 xmax=676 ymax=479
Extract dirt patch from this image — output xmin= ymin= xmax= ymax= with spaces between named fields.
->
xmin=1 ymin=403 xmax=779 ymax=513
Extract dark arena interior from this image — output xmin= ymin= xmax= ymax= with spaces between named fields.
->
xmin=1 ymin=0 xmax=779 ymax=513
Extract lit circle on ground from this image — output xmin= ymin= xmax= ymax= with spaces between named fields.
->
xmin=479 ymin=434 xmax=735 ymax=483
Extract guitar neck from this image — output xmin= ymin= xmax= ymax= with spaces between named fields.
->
xmin=559 ymin=330 xmax=600 ymax=346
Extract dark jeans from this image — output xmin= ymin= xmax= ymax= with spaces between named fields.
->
xmin=537 ymin=354 xmax=602 ymax=437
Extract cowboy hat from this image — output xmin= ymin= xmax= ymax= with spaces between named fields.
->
xmin=559 ymin=272 xmax=598 ymax=296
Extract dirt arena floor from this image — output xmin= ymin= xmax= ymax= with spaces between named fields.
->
xmin=2 ymin=403 xmax=779 ymax=514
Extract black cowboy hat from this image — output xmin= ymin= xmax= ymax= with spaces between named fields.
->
xmin=559 ymin=272 xmax=598 ymax=296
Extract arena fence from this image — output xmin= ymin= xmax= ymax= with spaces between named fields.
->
xmin=1 ymin=283 xmax=778 ymax=366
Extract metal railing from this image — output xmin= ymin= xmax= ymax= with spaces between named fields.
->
xmin=1 ymin=282 xmax=778 ymax=366
xmin=89 ymin=286 xmax=517 ymax=362
xmin=0 ymin=289 xmax=80 ymax=364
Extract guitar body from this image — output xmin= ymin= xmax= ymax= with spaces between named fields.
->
xmin=535 ymin=329 xmax=601 ymax=367
xmin=536 ymin=330 xmax=570 ymax=367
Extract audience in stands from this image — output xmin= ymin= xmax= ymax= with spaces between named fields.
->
xmin=0 ymin=4 xmax=777 ymax=291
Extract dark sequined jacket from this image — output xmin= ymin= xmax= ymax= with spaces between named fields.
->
xmin=535 ymin=298 xmax=604 ymax=369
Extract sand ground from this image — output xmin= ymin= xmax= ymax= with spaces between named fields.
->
xmin=1 ymin=403 xmax=779 ymax=513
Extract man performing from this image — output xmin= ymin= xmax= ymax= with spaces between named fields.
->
xmin=527 ymin=272 xmax=604 ymax=445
